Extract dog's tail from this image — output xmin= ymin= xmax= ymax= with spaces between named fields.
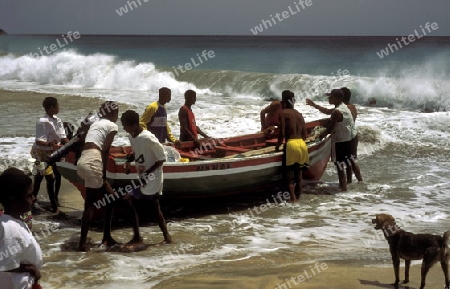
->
xmin=443 ymin=231 xmax=450 ymax=261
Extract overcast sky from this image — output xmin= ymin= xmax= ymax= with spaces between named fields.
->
xmin=0 ymin=0 xmax=449 ymax=36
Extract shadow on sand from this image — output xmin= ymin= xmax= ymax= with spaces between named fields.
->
xmin=358 ymin=279 xmax=414 ymax=289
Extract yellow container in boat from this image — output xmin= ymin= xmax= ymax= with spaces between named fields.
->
xmin=179 ymin=158 xmax=189 ymax=162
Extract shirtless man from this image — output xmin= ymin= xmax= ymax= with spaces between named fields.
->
xmin=260 ymin=99 xmax=282 ymax=131
xmin=275 ymin=90 xmax=309 ymax=201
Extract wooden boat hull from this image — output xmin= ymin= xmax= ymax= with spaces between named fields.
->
xmin=56 ymin=120 xmax=331 ymax=199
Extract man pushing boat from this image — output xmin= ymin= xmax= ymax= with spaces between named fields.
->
xmin=139 ymin=87 xmax=178 ymax=144
xmin=178 ymin=90 xmax=210 ymax=147
xmin=122 ymin=110 xmax=172 ymax=246
xmin=275 ymin=90 xmax=309 ymax=202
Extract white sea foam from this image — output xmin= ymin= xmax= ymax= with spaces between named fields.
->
xmin=2 ymin=50 xmax=450 ymax=111
xmin=1 ymin=37 xmax=449 ymax=289
xmin=0 ymin=51 xmax=216 ymax=106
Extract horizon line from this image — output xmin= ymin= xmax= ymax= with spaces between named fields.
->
xmin=2 ymin=33 xmax=450 ymax=38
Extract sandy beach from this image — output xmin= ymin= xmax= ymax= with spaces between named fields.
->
xmin=153 ymin=263 xmax=446 ymax=289
xmin=30 ymin=179 xmax=447 ymax=289
xmin=2 ymin=27 xmax=449 ymax=289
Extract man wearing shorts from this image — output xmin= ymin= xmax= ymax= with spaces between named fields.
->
xmin=32 ymin=97 xmax=69 ymax=213
xmin=275 ymin=90 xmax=309 ymax=202
xmin=306 ymin=88 xmax=363 ymax=183
xmin=76 ymin=101 xmax=119 ymax=252
xmin=122 ymin=110 xmax=172 ymax=244
xmin=341 ymin=87 xmax=363 ymax=183
xmin=318 ymin=89 xmax=356 ymax=192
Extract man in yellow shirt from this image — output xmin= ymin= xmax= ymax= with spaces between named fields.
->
xmin=139 ymin=87 xmax=177 ymax=143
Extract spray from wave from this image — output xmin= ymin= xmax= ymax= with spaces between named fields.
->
xmin=1 ymin=50 xmax=449 ymax=111
xmin=0 ymin=50 xmax=215 ymax=105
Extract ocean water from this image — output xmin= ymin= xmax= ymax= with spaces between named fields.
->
xmin=0 ymin=35 xmax=450 ymax=288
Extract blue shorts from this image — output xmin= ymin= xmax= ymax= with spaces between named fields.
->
xmin=129 ymin=188 xmax=160 ymax=201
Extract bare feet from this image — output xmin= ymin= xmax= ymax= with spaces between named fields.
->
xmin=101 ymin=237 xmax=119 ymax=247
xmin=78 ymin=244 xmax=90 ymax=252
xmin=163 ymin=233 xmax=173 ymax=244
xmin=126 ymin=236 xmax=143 ymax=246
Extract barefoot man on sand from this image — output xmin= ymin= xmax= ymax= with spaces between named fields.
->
xmin=122 ymin=110 xmax=172 ymax=245
xmin=76 ymin=101 xmax=119 ymax=252
xmin=306 ymin=87 xmax=362 ymax=183
xmin=275 ymin=90 xmax=309 ymax=202
xmin=316 ymin=89 xmax=356 ymax=192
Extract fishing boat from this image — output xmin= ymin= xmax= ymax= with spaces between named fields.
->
xmin=56 ymin=119 xmax=331 ymax=200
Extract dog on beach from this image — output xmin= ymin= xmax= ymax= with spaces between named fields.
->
xmin=372 ymin=214 xmax=449 ymax=289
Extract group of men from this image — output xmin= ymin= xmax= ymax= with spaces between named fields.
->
xmin=31 ymin=86 xmax=363 ymax=250
xmin=261 ymin=87 xmax=363 ymax=197
xmin=139 ymin=87 xmax=209 ymax=145
xmin=31 ymin=87 xmax=212 ymax=251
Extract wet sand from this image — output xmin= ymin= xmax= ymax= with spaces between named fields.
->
xmin=33 ymin=179 xmax=447 ymax=289
xmin=153 ymin=263 xmax=446 ymax=289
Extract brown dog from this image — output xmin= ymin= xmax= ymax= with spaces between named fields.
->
xmin=372 ymin=214 xmax=449 ymax=289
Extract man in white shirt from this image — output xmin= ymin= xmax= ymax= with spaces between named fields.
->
xmin=31 ymin=97 xmax=69 ymax=213
xmin=121 ymin=110 xmax=172 ymax=245
xmin=316 ymin=89 xmax=356 ymax=192
xmin=76 ymin=102 xmax=119 ymax=252
xmin=0 ymin=168 xmax=43 ymax=289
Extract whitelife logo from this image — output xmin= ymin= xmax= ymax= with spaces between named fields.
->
xmin=27 ymin=31 xmax=81 ymax=58
xmin=116 ymin=0 xmax=149 ymax=16
xmin=172 ymin=50 xmax=215 ymax=77
xmin=376 ymin=22 xmax=439 ymax=59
